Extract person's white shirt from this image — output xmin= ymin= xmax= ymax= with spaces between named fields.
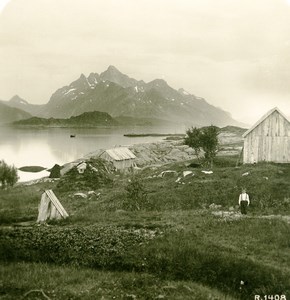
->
xmin=239 ymin=192 xmax=250 ymax=205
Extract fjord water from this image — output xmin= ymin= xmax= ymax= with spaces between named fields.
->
xmin=0 ymin=126 xmax=170 ymax=182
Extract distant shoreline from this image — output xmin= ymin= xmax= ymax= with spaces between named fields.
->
xmin=124 ymin=133 xmax=185 ymax=137
xmin=9 ymin=124 xmax=119 ymax=129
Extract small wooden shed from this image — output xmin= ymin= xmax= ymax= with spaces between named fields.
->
xmin=242 ymin=107 xmax=290 ymax=163
xmin=99 ymin=147 xmax=136 ymax=171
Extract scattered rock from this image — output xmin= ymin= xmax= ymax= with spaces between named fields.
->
xmin=175 ymin=177 xmax=181 ymax=183
xmin=21 ymin=177 xmax=59 ymax=186
xmin=88 ymin=191 xmax=96 ymax=195
xmin=158 ymin=170 xmax=178 ymax=177
xmin=74 ymin=192 xmax=88 ymax=199
xmin=129 ymin=141 xmax=197 ymax=167
xmin=211 ymin=211 xmax=244 ymax=220
xmin=125 ymin=294 xmax=137 ymax=299
xmin=183 ymin=171 xmax=193 ymax=177
xmin=202 ymin=170 xmax=213 ymax=174
xmin=209 ymin=203 xmax=222 ymax=210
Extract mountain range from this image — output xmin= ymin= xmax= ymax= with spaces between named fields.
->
xmin=0 ymin=66 xmax=243 ymax=127
xmin=0 ymin=102 xmax=32 ymax=124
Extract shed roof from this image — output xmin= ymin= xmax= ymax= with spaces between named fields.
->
xmin=242 ymin=107 xmax=290 ymax=138
xmin=77 ymin=162 xmax=87 ymax=169
xmin=103 ymin=147 xmax=136 ymax=161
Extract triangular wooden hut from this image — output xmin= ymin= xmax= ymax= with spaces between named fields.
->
xmin=37 ymin=190 xmax=69 ymax=223
xmin=242 ymin=107 xmax=290 ymax=163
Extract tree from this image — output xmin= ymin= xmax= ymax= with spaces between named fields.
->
xmin=200 ymin=125 xmax=219 ymax=168
xmin=0 ymin=160 xmax=19 ymax=188
xmin=184 ymin=125 xmax=219 ymax=168
xmin=184 ymin=127 xmax=202 ymax=161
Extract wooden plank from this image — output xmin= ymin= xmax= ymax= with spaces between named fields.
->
xmin=37 ymin=193 xmax=51 ymax=223
xmin=45 ymin=190 xmax=69 ymax=218
xmin=47 ymin=190 xmax=69 ymax=218
xmin=45 ymin=190 xmax=65 ymax=217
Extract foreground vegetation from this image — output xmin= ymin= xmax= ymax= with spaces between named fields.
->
xmin=0 ymin=262 xmax=238 ymax=300
xmin=0 ymin=156 xmax=290 ymax=299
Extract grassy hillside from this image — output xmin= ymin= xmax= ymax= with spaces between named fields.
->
xmin=0 ymin=156 xmax=290 ymax=299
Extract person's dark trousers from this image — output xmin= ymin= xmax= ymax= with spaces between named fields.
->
xmin=240 ymin=201 xmax=248 ymax=214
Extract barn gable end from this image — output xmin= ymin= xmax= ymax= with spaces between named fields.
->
xmin=243 ymin=107 xmax=290 ymax=163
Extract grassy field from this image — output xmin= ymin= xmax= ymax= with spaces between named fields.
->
xmin=0 ymin=155 xmax=290 ymax=299
xmin=0 ymin=262 xmax=237 ymax=300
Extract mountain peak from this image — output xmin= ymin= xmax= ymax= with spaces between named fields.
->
xmin=69 ymin=73 xmax=91 ymax=90
xmin=148 ymin=79 xmax=168 ymax=88
xmin=107 ymin=65 xmax=120 ymax=72
xmin=9 ymin=95 xmax=28 ymax=105
xmin=102 ymin=65 xmax=124 ymax=77
xmin=100 ymin=66 xmax=138 ymax=88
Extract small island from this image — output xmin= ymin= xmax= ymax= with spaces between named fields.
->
xmin=12 ymin=111 xmax=118 ymax=127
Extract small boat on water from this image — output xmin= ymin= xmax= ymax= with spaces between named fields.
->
xmin=70 ymin=134 xmax=76 ymax=138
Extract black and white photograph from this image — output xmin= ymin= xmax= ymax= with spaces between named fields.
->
xmin=0 ymin=0 xmax=290 ymax=299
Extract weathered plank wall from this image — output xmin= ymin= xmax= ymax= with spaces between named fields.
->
xmin=243 ymin=110 xmax=290 ymax=163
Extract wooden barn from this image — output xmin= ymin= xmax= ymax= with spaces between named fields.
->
xmin=242 ymin=107 xmax=290 ymax=164
xmin=99 ymin=147 xmax=136 ymax=171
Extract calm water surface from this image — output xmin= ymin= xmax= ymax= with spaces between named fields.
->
xmin=0 ymin=126 xmax=172 ymax=182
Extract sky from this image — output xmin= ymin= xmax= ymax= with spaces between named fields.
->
xmin=0 ymin=0 xmax=290 ymax=124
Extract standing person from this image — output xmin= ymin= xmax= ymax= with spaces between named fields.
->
xmin=239 ymin=189 xmax=250 ymax=214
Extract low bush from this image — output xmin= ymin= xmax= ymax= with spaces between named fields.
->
xmin=123 ymin=176 xmax=149 ymax=211
xmin=0 ymin=225 xmax=160 ymax=269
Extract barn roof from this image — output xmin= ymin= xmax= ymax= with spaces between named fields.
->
xmin=242 ymin=107 xmax=290 ymax=138
xmin=103 ymin=147 xmax=136 ymax=161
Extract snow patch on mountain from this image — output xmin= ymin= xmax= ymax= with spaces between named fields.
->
xmin=63 ymin=88 xmax=76 ymax=96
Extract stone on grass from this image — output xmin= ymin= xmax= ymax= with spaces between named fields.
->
xmin=74 ymin=192 xmax=87 ymax=199
xmin=183 ymin=171 xmax=193 ymax=177
xmin=202 ymin=170 xmax=213 ymax=174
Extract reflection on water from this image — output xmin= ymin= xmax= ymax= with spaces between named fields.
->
xmin=0 ymin=126 xmax=175 ymax=182
xmin=18 ymin=170 xmax=51 ymax=182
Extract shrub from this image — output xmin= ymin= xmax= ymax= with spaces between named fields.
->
xmin=0 ymin=160 xmax=19 ymax=188
xmin=0 ymin=225 xmax=160 ymax=269
xmin=124 ymin=176 xmax=149 ymax=211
